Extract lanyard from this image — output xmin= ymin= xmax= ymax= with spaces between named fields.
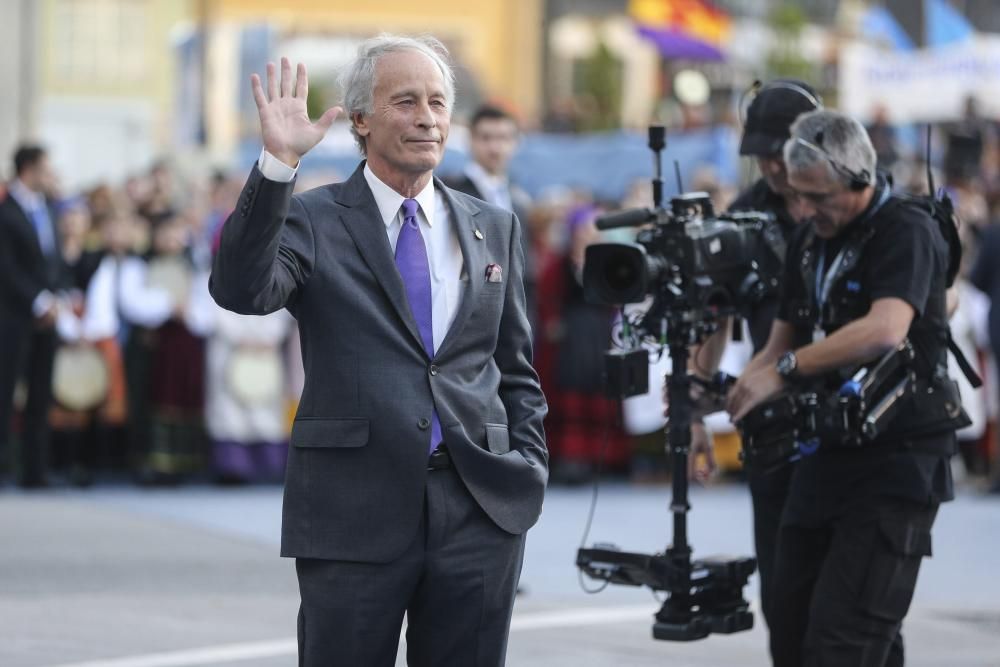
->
xmin=813 ymin=184 xmax=892 ymax=326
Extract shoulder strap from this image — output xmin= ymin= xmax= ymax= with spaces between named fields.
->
xmin=888 ymin=192 xmax=963 ymax=288
xmin=947 ymin=330 xmax=983 ymax=388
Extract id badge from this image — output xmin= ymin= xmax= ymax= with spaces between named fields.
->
xmin=813 ymin=327 xmax=826 ymax=343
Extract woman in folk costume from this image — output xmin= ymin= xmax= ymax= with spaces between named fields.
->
xmin=205 ymin=303 xmax=293 ymax=483
xmin=130 ymin=215 xmax=213 ymax=484
xmin=535 ymin=203 xmax=629 ymax=484
xmin=203 ymin=176 xmax=301 ymax=483
xmin=47 ymin=198 xmax=104 ymax=484
xmin=55 ymin=208 xmax=184 ymax=481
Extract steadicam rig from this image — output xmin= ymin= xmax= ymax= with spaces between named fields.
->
xmin=576 ymin=126 xmax=757 ymax=642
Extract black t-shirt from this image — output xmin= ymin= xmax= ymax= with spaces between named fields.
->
xmin=728 ymin=178 xmax=798 ymax=352
xmin=777 ymin=182 xmax=942 ymax=329
xmin=776 ymin=177 xmax=955 ymax=524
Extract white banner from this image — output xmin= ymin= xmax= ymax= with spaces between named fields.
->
xmin=839 ymin=37 xmax=1000 ymax=124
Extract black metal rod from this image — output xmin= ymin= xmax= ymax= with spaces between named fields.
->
xmin=651 ymin=126 xmax=665 ymax=209
xmin=666 ymin=339 xmax=692 ymax=554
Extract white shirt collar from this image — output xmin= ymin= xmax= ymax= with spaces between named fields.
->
xmin=8 ymin=178 xmax=45 ymax=213
xmin=363 ymin=163 xmax=437 ymax=228
xmin=464 ymin=160 xmax=508 ymax=194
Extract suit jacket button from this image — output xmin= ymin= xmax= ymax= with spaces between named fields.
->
xmin=429 ymin=365 xmax=439 ymax=376
xmin=418 ymin=418 xmax=430 ymax=430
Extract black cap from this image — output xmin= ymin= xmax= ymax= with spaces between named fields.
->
xmin=739 ymin=80 xmax=821 ymax=157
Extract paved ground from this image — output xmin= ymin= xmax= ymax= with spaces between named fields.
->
xmin=2 ymin=479 xmax=999 ymax=666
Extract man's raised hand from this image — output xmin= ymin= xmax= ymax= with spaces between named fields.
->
xmin=251 ymin=57 xmax=343 ymax=167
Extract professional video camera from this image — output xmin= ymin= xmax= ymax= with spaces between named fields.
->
xmin=582 ymin=131 xmax=782 ymax=401
xmin=575 ymin=126 xmax=768 ymax=642
xmin=583 ymin=194 xmax=783 ymax=318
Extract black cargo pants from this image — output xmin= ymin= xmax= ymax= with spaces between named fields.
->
xmin=769 ymin=498 xmax=936 ymax=667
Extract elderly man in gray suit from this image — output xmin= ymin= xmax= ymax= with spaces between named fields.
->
xmin=210 ymin=34 xmax=548 ymax=666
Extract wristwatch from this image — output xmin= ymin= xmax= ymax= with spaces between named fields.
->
xmin=775 ymin=351 xmax=801 ymax=383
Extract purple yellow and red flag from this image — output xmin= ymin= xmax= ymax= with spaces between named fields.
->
xmin=629 ymin=0 xmax=731 ymax=61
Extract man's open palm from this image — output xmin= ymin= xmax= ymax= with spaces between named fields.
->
xmin=251 ymin=57 xmax=342 ymax=167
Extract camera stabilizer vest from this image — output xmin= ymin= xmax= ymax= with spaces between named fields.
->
xmin=751 ymin=188 xmax=973 ymax=465
xmin=739 ymin=340 xmax=970 ymax=471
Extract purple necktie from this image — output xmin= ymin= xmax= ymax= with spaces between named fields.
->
xmin=395 ymin=198 xmax=441 ymax=454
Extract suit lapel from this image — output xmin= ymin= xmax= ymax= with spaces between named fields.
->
xmin=4 ymin=196 xmax=44 ymax=258
xmin=436 ymin=179 xmax=484 ymax=359
xmin=336 ymin=164 xmax=427 ymax=354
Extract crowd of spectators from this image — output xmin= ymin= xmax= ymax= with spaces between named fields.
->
xmin=1 ymin=100 xmax=999 ymax=493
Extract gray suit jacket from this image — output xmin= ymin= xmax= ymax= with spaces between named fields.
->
xmin=210 ymin=163 xmax=548 ymax=562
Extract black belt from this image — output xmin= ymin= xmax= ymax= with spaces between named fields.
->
xmin=427 ymin=445 xmax=451 ymax=470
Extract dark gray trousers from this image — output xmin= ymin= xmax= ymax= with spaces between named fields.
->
xmin=295 ymin=464 xmax=526 ymax=666
xmin=0 ymin=318 xmax=55 ymax=484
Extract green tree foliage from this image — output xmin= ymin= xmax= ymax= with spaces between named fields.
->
xmin=765 ymin=3 xmax=815 ymax=82
xmin=306 ymin=83 xmax=330 ymax=126
xmin=577 ymin=41 xmax=623 ymax=132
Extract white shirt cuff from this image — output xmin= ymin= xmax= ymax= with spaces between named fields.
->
xmin=55 ymin=308 xmax=82 ymax=343
xmin=32 ymin=290 xmax=55 ymax=317
xmin=258 ymin=148 xmax=298 ymax=182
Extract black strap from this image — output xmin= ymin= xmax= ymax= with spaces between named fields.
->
xmin=948 ymin=334 xmax=983 ymax=388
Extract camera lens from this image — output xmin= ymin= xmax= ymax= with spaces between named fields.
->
xmin=605 ymin=257 xmax=639 ymax=292
xmin=583 ymin=243 xmax=648 ymax=304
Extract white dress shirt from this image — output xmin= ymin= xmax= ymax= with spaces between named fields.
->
xmin=464 ymin=160 xmax=513 ymax=211
xmin=258 ymin=150 xmax=465 ymax=354
xmin=98 ymin=256 xmax=176 ymax=334
xmin=56 ymin=255 xmax=209 ymax=343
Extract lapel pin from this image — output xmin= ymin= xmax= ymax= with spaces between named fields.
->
xmin=474 ymin=229 xmax=484 ymax=240
xmin=486 ymin=263 xmax=503 ymax=283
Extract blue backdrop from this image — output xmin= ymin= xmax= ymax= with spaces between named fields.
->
xmin=238 ymin=126 xmax=742 ymax=203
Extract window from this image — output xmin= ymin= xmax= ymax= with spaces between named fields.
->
xmin=51 ymin=0 xmax=149 ymax=86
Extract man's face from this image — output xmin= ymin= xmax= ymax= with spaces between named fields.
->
xmin=786 ymin=162 xmax=862 ymax=239
xmin=354 ymin=49 xmax=450 ymax=180
xmin=470 ymin=117 xmax=518 ymax=176
xmin=22 ymin=156 xmax=56 ymax=194
xmin=755 ymin=154 xmax=792 ymax=199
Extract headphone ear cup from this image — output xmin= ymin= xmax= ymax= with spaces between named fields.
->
xmin=850 ymin=170 xmax=871 ymax=191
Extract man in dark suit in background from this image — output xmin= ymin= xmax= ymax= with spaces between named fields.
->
xmin=447 ymin=105 xmax=528 ymax=217
xmin=0 ymin=145 xmax=65 ymax=488
xmin=210 ymin=35 xmax=547 ymax=666
xmin=446 ymin=104 xmax=537 ymax=329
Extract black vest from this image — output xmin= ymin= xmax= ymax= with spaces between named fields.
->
xmin=786 ymin=188 xmax=967 ymax=443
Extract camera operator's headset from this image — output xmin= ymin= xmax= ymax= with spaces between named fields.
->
xmin=740 ymin=80 xmax=871 ymax=192
xmin=791 ymin=132 xmax=872 ymax=192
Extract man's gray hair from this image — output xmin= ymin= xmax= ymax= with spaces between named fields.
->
xmin=783 ymin=110 xmax=877 ymax=188
xmin=339 ymin=34 xmax=456 ymax=156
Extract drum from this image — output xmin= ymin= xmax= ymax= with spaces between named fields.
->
xmin=146 ymin=256 xmax=191 ymax=306
xmin=225 ymin=346 xmax=284 ymax=406
xmin=52 ymin=345 xmax=110 ymax=411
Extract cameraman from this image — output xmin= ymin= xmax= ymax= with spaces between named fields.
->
xmin=727 ymin=110 xmax=960 ymax=667
xmin=683 ymin=80 xmax=817 ymax=631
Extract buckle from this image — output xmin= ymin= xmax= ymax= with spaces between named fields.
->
xmin=427 ymin=445 xmax=450 ymax=470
